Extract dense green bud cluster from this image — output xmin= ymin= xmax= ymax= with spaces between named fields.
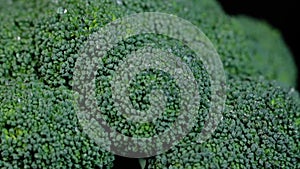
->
xmin=167 ymin=0 xmax=253 ymax=77
xmin=0 ymin=80 xmax=114 ymax=168
xmin=0 ymin=0 xmax=299 ymax=168
xmin=4 ymin=0 xmax=292 ymax=88
xmin=34 ymin=0 xmax=123 ymax=87
xmin=93 ymin=33 xmax=210 ymax=140
xmin=0 ymin=1 xmax=37 ymax=83
xmin=147 ymin=77 xmax=300 ymax=169
xmin=167 ymin=1 xmax=297 ymax=86
xmin=236 ymin=16 xmax=297 ymax=86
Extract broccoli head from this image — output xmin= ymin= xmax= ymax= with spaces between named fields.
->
xmin=0 ymin=0 xmax=299 ymax=168
xmin=1 ymin=0 xmax=296 ymax=88
xmin=236 ymin=16 xmax=297 ymax=86
xmin=147 ymin=77 xmax=299 ymax=169
xmin=0 ymin=80 xmax=114 ymax=169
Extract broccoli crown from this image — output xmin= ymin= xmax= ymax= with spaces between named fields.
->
xmin=0 ymin=0 xmax=299 ymax=168
xmin=236 ymin=16 xmax=297 ymax=86
xmin=0 ymin=0 xmax=61 ymax=81
xmin=88 ymin=33 xmax=212 ymax=156
xmin=1 ymin=0 xmax=296 ymax=87
xmin=0 ymin=80 xmax=114 ymax=169
xmin=0 ymin=0 xmax=37 ymax=83
xmin=147 ymin=77 xmax=300 ymax=169
xmin=32 ymin=0 xmax=252 ymax=88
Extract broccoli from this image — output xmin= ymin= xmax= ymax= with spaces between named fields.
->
xmin=0 ymin=0 xmax=299 ymax=169
xmin=235 ymin=16 xmax=297 ymax=86
xmin=0 ymin=79 xmax=114 ymax=169
xmin=147 ymin=77 xmax=299 ymax=169
xmin=1 ymin=0 xmax=296 ymax=87
xmin=0 ymin=0 xmax=57 ymax=84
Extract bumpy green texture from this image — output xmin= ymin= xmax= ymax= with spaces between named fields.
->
xmin=0 ymin=0 xmax=299 ymax=168
xmin=0 ymin=80 xmax=114 ymax=169
xmin=33 ymin=0 xmax=252 ymax=88
xmin=0 ymin=0 xmax=295 ymax=87
xmin=0 ymin=1 xmax=37 ymax=83
xmin=147 ymin=77 xmax=300 ymax=169
xmin=236 ymin=16 xmax=297 ymax=86
xmin=34 ymin=0 xmax=123 ymax=88
xmin=0 ymin=0 xmax=58 ymax=84
xmin=94 ymin=34 xmax=210 ymax=139
xmin=32 ymin=0 xmax=195 ymax=88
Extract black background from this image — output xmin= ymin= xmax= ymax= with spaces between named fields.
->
xmin=113 ymin=1 xmax=300 ymax=169
xmin=217 ymin=0 xmax=299 ymax=89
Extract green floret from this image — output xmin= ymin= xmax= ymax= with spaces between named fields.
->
xmin=0 ymin=1 xmax=36 ymax=83
xmin=0 ymin=80 xmax=114 ymax=169
xmin=236 ymin=16 xmax=297 ymax=86
xmin=31 ymin=0 xmax=205 ymax=88
xmin=33 ymin=0 xmax=123 ymax=88
xmin=0 ymin=0 xmax=56 ymax=84
xmin=6 ymin=0 xmax=291 ymax=88
xmin=147 ymin=77 xmax=300 ymax=169
xmin=33 ymin=0 xmax=246 ymax=88
xmin=0 ymin=0 xmax=299 ymax=168
xmin=88 ymin=32 xmax=211 ymax=156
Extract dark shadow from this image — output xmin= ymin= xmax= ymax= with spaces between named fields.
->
xmin=112 ymin=156 xmax=141 ymax=169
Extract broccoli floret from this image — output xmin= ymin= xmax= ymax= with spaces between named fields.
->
xmin=236 ymin=16 xmax=297 ymax=86
xmin=147 ymin=77 xmax=299 ymax=169
xmin=33 ymin=0 xmax=250 ymax=88
xmin=0 ymin=1 xmax=36 ymax=83
xmin=0 ymin=80 xmax=114 ymax=169
xmin=85 ymin=31 xmax=212 ymax=157
xmin=0 ymin=0 xmax=56 ymax=84
xmin=1 ymin=0 xmax=294 ymax=88
xmin=169 ymin=0 xmax=297 ymax=86
xmin=0 ymin=0 xmax=299 ymax=168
